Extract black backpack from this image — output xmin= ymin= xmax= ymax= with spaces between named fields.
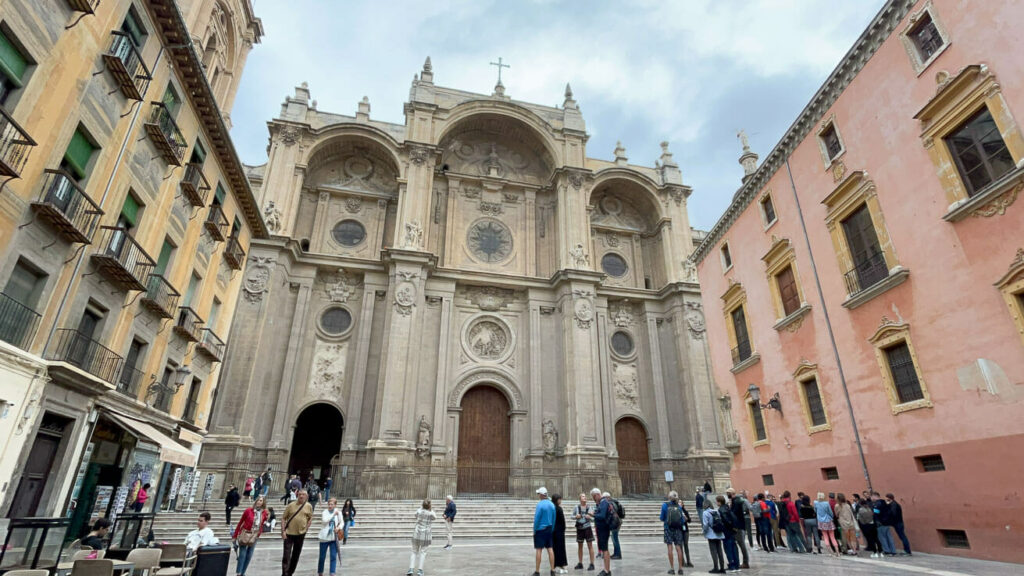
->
xmin=612 ymin=499 xmax=625 ymax=520
xmin=605 ymin=500 xmax=621 ymax=530
xmin=709 ymin=509 xmax=726 ymax=534
xmin=666 ymin=504 xmax=683 ymax=530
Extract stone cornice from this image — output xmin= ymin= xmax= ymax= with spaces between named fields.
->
xmin=692 ymin=0 xmax=915 ymax=264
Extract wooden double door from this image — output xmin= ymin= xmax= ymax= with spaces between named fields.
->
xmin=616 ymin=417 xmax=651 ymax=495
xmin=457 ymin=386 xmax=510 ymax=494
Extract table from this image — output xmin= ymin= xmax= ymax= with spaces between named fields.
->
xmin=55 ymin=560 xmax=135 ymax=576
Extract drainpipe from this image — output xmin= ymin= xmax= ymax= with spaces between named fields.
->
xmin=784 ymin=158 xmax=872 ymax=493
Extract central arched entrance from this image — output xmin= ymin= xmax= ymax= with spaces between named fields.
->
xmin=457 ymin=386 xmax=510 ymax=494
xmin=288 ymin=403 xmax=343 ymax=485
xmin=615 ymin=417 xmax=651 ymax=495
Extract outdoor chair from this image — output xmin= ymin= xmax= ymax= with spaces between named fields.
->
xmin=125 ymin=548 xmax=162 ymax=576
xmin=4 ymin=570 xmax=50 ymax=576
xmin=70 ymin=559 xmax=114 ymax=576
xmin=72 ymin=549 xmax=106 ymax=561
xmin=154 ymin=544 xmax=194 ymax=576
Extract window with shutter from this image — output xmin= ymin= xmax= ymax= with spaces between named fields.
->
xmin=213 ymin=182 xmax=226 ymax=205
xmin=750 ymin=403 xmax=767 ymax=442
xmin=183 ymin=273 xmax=200 ymax=307
xmin=760 ymin=194 xmax=776 ymax=225
xmin=909 ymin=13 xmax=944 ymax=61
xmin=63 ymin=128 xmax=98 ymax=180
xmin=4 ymin=259 xmax=46 ymax=309
xmin=162 ymin=84 xmax=180 ymax=116
xmin=0 ymin=28 xmax=29 ymax=104
xmin=821 ymin=124 xmax=843 ymax=160
xmin=121 ymin=8 xmax=147 ymax=48
xmin=885 ymin=342 xmax=924 ymax=404
xmin=731 ymin=306 xmax=751 ymax=362
xmin=155 ymin=239 xmax=174 ymax=275
xmin=191 ymin=140 xmax=207 ymax=165
xmin=776 ymin=265 xmax=801 ymax=316
xmin=802 ymin=378 xmax=827 ymax=427
xmin=119 ymin=193 xmax=140 ymax=228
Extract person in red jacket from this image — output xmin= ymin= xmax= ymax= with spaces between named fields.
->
xmin=780 ymin=492 xmax=807 ymax=553
xmin=233 ymin=495 xmax=268 ymax=576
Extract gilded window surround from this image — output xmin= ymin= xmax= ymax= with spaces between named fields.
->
xmin=899 ymin=0 xmax=951 ymax=76
xmin=720 ymin=280 xmax=759 ymax=374
xmin=761 ymin=236 xmax=810 ymax=327
xmin=744 ymin=390 xmax=770 ymax=448
xmin=914 ymin=64 xmax=1024 ymax=220
xmin=792 ymin=361 xmax=831 ymax=435
xmin=994 ymin=248 xmax=1024 ymax=348
xmin=759 ymin=189 xmax=778 ymax=230
xmin=867 ymin=317 xmax=932 ymax=415
xmin=816 ymin=113 xmax=846 ymax=170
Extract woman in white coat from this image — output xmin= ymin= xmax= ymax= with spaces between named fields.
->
xmin=408 ymin=499 xmax=437 ymax=576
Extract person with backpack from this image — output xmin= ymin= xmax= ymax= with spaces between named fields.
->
xmin=572 ymin=493 xmax=596 ymax=571
xmin=856 ymin=498 xmax=883 ymax=558
xmin=252 ymin=476 xmax=262 ymax=501
xmin=716 ymin=495 xmax=740 ymax=572
xmin=306 ymin=477 xmax=321 ymax=512
xmin=660 ymin=491 xmax=686 ymax=574
xmin=726 ymin=489 xmax=750 ymax=568
xmin=260 ymin=467 xmax=273 ymax=497
xmin=592 ymin=489 xmax=614 ymax=576
xmin=766 ymin=493 xmax=783 ymax=549
xmin=701 ymin=497 xmax=726 ymax=574
xmin=609 ymin=494 xmax=624 ymax=560
xmin=780 ymin=491 xmax=806 ymax=553
xmin=753 ymin=493 xmax=774 ymax=552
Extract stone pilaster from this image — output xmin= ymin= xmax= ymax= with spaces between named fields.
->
xmin=269 ymin=279 xmax=314 ymax=449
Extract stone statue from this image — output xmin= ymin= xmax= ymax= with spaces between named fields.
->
xmin=404 ymin=220 xmax=423 ymax=249
xmin=719 ymin=393 xmax=740 ymax=448
xmin=542 ymin=419 xmax=558 ymax=458
xmin=569 ymin=243 xmax=589 ymax=269
xmin=682 ymin=259 xmax=697 ymax=282
xmin=264 ymin=200 xmax=282 ymax=233
xmin=416 ymin=415 xmax=432 ymax=458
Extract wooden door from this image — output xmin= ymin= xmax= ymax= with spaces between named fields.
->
xmin=457 ymin=386 xmax=510 ymax=494
xmin=9 ymin=433 xmax=61 ymax=517
xmin=615 ymin=418 xmax=651 ymax=495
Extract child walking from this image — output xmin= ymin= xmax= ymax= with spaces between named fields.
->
xmin=408 ymin=499 xmax=437 ymax=576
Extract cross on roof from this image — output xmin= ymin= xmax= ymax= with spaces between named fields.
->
xmin=490 ymin=57 xmax=510 ymax=84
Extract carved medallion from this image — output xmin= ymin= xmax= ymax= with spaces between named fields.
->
xmin=242 ymin=257 xmax=275 ymax=303
xmin=394 ymin=281 xmax=417 ymax=316
xmin=467 ymin=219 xmax=513 ymax=263
xmin=685 ymin=302 xmax=706 ymax=339
xmin=466 ymin=318 xmax=510 ymax=361
xmin=573 ymin=297 xmax=594 ymax=330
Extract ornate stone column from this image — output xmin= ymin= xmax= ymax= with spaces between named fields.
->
xmin=269 ymin=279 xmax=314 ymax=449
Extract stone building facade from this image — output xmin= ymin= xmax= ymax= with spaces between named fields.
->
xmin=0 ymin=0 xmax=264 ymax=533
xmin=201 ymin=68 xmax=731 ymax=498
xmin=693 ymin=0 xmax=1024 ymax=563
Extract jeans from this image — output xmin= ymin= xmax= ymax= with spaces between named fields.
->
xmin=894 ymin=522 xmax=912 ymax=554
xmin=734 ymin=528 xmax=749 ymax=564
xmin=860 ymin=523 xmax=882 ymax=554
xmin=343 ymin=520 xmax=353 ymax=540
xmin=282 ymin=534 xmax=305 ymax=576
xmin=226 ymin=506 xmax=235 ymax=526
xmin=785 ymin=522 xmax=807 ymax=553
xmin=707 ymin=539 xmax=725 ymax=571
xmin=681 ymin=529 xmax=691 ymax=564
xmin=611 ymin=529 xmax=621 ymax=557
xmin=877 ymin=525 xmax=896 ymax=554
xmin=802 ymin=518 xmax=820 ymax=551
xmin=723 ymin=533 xmax=739 ymax=570
xmin=317 ymin=541 xmax=338 ymax=575
xmin=236 ymin=544 xmax=255 ymax=576
xmin=745 ymin=518 xmax=754 ymax=548
xmin=756 ymin=518 xmax=775 ymax=551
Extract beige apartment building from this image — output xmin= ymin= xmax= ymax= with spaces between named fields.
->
xmin=0 ymin=0 xmax=264 ymax=537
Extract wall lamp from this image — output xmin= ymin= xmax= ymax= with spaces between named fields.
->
xmin=748 ymin=384 xmax=783 ymax=416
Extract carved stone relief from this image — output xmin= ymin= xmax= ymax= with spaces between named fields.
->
xmin=264 ymin=200 xmax=282 ymax=233
xmin=416 ymin=415 xmax=432 ymax=458
xmin=610 ymin=300 xmax=635 ymax=327
xmin=685 ymin=302 xmax=706 ymax=339
xmin=345 ymin=196 xmax=362 ymax=214
xmin=542 ymin=419 xmax=559 ymax=459
xmin=242 ymin=256 xmax=275 ymax=303
xmin=569 ymin=243 xmax=590 ymax=269
xmin=316 ymin=268 xmax=361 ymax=303
xmin=463 ymin=286 xmax=517 ymax=311
xmin=309 ymin=339 xmax=346 ymax=399
xmin=573 ymin=291 xmax=594 ymax=329
xmin=465 ymin=317 xmax=511 ymax=361
xmin=403 ymin=220 xmax=423 ymax=249
xmin=613 ymin=362 xmax=640 ymax=410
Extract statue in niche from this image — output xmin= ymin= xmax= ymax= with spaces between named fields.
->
xmin=542 ymin=420 xmax=559 ymax=459
xmin=264 ymin=200 xmax=282 ymax=233
xmin=416 ymin=415 xmax=432 ymax=458
xmin=682 ymin=259 xmax=697 ymax=283
xmin=719 ymin=393 xmax=740 ymax=447
xmin=404 ymin=220 xmax=423 ymax=249
xmin=569 ymin=243 xmax=589 ymax=269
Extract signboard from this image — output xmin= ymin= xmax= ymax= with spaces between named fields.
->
xmin=110 ymin=485 xmax=130 ymax=525
xmin=92 ymin=486 xmax=114 ymax=518
xmin=664 ymin=471 xmax=674 ymax=483
xmin=169 ymin=468 xmax=183 ymax=497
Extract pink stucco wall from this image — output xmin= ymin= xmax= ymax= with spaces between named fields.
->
xmin=695 ymin=0 xmax=1024 ymax=563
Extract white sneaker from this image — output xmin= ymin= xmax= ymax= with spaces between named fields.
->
xmin=871 ymin=553 xmax=878 ymax=558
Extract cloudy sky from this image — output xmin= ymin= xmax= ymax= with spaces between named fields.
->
xmin=229 ymin=0 xmax=886 ymax=231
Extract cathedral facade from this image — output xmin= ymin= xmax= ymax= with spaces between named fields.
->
xmin=200 ymin=61 xmax=732 ymax=498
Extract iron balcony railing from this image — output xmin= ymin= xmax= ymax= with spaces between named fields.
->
xmin=204 ymin=204 xmax=228 ymax=241
xmin=67 ymin=0 xmax=101 ymax=13
xmin=173 ymin=307 xmax=203 ymax=343
xmin=180 ymin=163 xmax=211 ymax=207
xmin=102 ymin=30 xmax=151 ymax=101
xmin=843 ymin=251 xmax=890 ymax=296
xmin=139 ymin=274 xmax=180 ymax=319
xmin=0 ymin=291 xmax=41 ymax=350
xmin=31 ymin=169 xmax=104 ymax=244
xmin=0 ymin=105 xmax=36 ymax=178
xmin=183 ymin=398 xmax=200 ymax=424
xmin=92 ymin=226 xmax=156 ymax=291
xmin=223 ymin=235 xmax=245 ymax=270
xmin=731 ymin=339 xmax=753 ymax=366
xmin=152 ymin=383 xmax=174 ymax=412
xmin=117 ymin=364 xmax=145 ymax=397
xmin=195 ymin=328 xmax=225 ymax=361
xmin=144 ymin=102 xmax=186 ymax=165
xmin=47 ymin=328 xmax=124 ymax=383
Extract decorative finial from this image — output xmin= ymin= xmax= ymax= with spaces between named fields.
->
xmin=301 ymin=81 xmax=309 ymax=89
xmin=423 ymin=56 xmax=432 ymax=73
xmin=614 ymin=141 xmax=628 ymax=166
xmin=565 ymin=83 xmax=573 ymax=99
xmin=490 ymin=57 xmax=510 ymax=96
xmin=563 ymin=82 xmax=577 ymax=110
xmin=737 ymin=130 xmax=758 ymax=180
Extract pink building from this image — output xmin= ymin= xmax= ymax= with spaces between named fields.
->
xmin=693 ymin=0 xmax=1024 ymax=563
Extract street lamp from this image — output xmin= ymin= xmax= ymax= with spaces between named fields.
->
xmin=173 ymin=365 xmax=192 ymax=391
xmin=747 ymin=383 xmax=783 ymax=416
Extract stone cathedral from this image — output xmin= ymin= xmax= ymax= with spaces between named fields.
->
xmin=200 ymin=59 xmax=733 ymax=498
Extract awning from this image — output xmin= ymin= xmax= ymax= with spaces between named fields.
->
xmin=107 ymin=413 xmax=197 ymax=467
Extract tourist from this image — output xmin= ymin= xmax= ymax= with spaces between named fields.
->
xmin=592 ymin=490 xmax=614 ymax=576
xmin=253 ymin=475 xmax=263 ymax=501
xmin=572 ymin=492 xmax=596 ymax=571
xmin=324 ymin=477 xmax=332 ymax=502
xmin=243 ymin=476 xmax=254 ymax=500
xmin=835 ymin=494 xmax=858 ymax=555
xmin=306 ymin=476 xmax=321 ymax=512
xmin=225 ymin=485 xmax=241 ymax=526
xmin=443 ymin=495 xmax=456 ymax=550
xmin=886 ymin=493 xmax=912 ymax=555
xmin=856 ymin=498 xmax=883 ymax=558
xmin=753 ymin=494 xmax=774 ymax=552
xmin=872 ymin=492 xmax=896 ymax=556
xmin=765 ymin=493 xmax=783 ymax=549
xmin=780 ymin=492 xmax=806 ymax=553
xmin=694 ymin=487 xmax=704 ymax=513
xmin=341 ymin=499 xmax=356 ymax=544
xmin=280 ymin=489 xmax=313 ymax=576
xmin=533 ymin=487 xmax=557 ymax=576
xmin=677 ymin=499 xmax=694 ymax=567
xmin=407 ymin=498 xmax=436 ymax=576
xmin=317 ymin=498 xmax=343 ymax=576
xmin=81 ymin=518 xmax=111 ymax=550
xmin=185 ymin=512 xmax=219 ymax=552
xmin=716 ymin=495 xmax=740 ymax=573
xmin=553 ymin=494 xmax=569 ymax=574
xmin=233 ymin=495 xmax=268 ymax=576
xmin=798 ymin=494 xmax=820 ymax=553
xmin=608 ymin=493 xmax=624 ymax=560
xmin=814 ymin=492 xmax=839 ymax=556
xmin=701 ymin=497 xmax=725 ymax=574
xmin=726 ymin=489 xmax=749 ymax=568
xmin=263 ymin=507 xmax=276 ymax=532
xmin=659 ymin=490 xmax=686 ymax=574
xmin=261 ymin=467 xmax=273 ymax=497
xmin=133 ymin=483 xmax=150 ymax=513
xmin=591 ymin=489 xmax=604 ymax=561
xmin=740 ymin=491 xmax=755 ymax=551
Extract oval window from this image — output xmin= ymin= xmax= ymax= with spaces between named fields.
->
xmin=611 ymin=331 xmax=635 ymax=356
xmin=332 ymin=220 xmax=366 ymax=247
xmin=320 ymin=307 xmax=353 ymax=335
xmin=601 ymin=253 xmax=629 ymax=277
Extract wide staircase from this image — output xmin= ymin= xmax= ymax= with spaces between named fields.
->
xmin=150 ymin=498 xmax=695 ymax=542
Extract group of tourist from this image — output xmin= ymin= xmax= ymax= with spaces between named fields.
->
xmin=532 ymin=486 xmax=626 ymax=576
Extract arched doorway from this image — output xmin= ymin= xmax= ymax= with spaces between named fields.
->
xmin=457 ymin=386 xmax=510 ymax=494
xmin=615 ymin=417 xmax=651 ymax=495
xmin=288 ymin=403 xmax=343 ymax=485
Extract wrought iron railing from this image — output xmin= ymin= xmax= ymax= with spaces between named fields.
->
xmin=204 ymin=204 xmax=228 ymax=241
xmin=47 ymin=328 xmax=123 ymax=383
xmin=173 ymin=307 xmax=203 ymax=342
xmin=843 ymin=251 xmax=890 ymax=295
xmin=0 ymin=105 xmax=36 ymax=178
xmin=223 ymin=235 xmax=245 ymax=270
xmin=140 ymin=274 xmax=180 ymax=319
xmin=195 ymin=328 xmax=225 ymax=361
xmin=102 ymin=30 xmax=151 ymax=100
xmin=93 ymin=226 xmax=156 ymax=291
xmin=0 ymin=291 xmax=41 ymax=350
xmin=145 ymin=102 xmax=186 ymax=165
xmin=32 ymin=169 xmax=103 ymax=244
xmin=731 ymin=339 xmax=753 ymax=365
xmin=117 ymin=364 xmax=145 ymax=397
xmin=180 ymin=163 xmax=211 ymax=207
xmin=183 ymin=398 xmax=200 ymax=424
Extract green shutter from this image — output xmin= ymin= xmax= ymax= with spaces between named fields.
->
xmin=162 ymin=84 xmax=179 ymax=115
xmin=184 ymin=274 xmax=199 ymax=306
xmin=122 ymin=11 xmax=146 ymax=47
xmin=64 ymin=129 xmax=96 ymax=179
xmin=213 ymin=183 xmax=226 ymax=205
xmin=120 ymin=194 xmax=140 ymax=227
xmin=232 ymin=216 xmax=241 ymax=237
xmin=191 ymin=140 xmax=207 ymax=165
xmin=0 ymin=30 xmax=27 ymax=87
xmin=155 ymin=240 xmax=174 ymax=274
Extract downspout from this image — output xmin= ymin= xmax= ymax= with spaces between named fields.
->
xmin=784 ymin=158 xmax=872 ymax=492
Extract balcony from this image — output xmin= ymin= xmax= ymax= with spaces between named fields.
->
xmin=144 ymin=102 xmax=186 ymax=165
xmin=91 ymin=226 xmax=156 ymax=291
xmin=101 ymin=31 xmax=151 ymax=101
xmin=173 ymin=306 xmax=203 ymax=343
xmin=30 ymin=169 xmax=104 ymax=244
xmin=47 ymin=328 xmax=123 ymax=383
xmin=152 ymin=383 xmax=175 ymax=412
xmin=223 ymin=235 xmax=245 ymax=270
xmin=195 ymin=328 xmax=225 ymax=362
xmin=183 ymin=398 xmax=200 ymax=424
xmin=843 ymin=251 xmax=890 ymax=296
xmin=67 ymin=0 xmax=101 ymax=14
xmin=0 ymin=291 xmax=41 ymax=350
xmin=731 ymin=339 xmax=753 ymax=365
xmin=204 ymin=204 xmax=228 ymax=241
xmin=180 ymin=163 xmax=211 ymax=207
xmin=0 ymin=105 xmax=36 ymax=178
xmin=139 ymin=274 xmax=180 ymax=319
xmin=117 ymin=364 xmax=145 ymax=397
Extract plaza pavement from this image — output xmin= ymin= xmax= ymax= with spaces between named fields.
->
xmin=235 ymin=537 xmax=1021 ymax=576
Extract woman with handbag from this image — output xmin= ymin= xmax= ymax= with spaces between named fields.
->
xmin=233 ymin=495 xmax=267 ymax=576
xmin=317 ymin=498 xmax=344 ymax=576
xmin=341 ymin=499 xmax=356 ymax=544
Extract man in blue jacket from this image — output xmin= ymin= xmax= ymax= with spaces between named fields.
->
xmin=593 ymin=490 xmax=615 ymax=576
xmin=533 ymin=487 xmax=556 ymax=576
xmin=443 ymin=495 xmax=457 ymax=550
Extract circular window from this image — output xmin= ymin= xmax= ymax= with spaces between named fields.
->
xmin=611 ymin=331 xmax=635 ymax=356
xmin=332 ymin=220 xmax=366 ymax=247
xmin=601 ymin=253 xmax=629 ymax=277
xmin=467 ymin=219 xmax=513 ymax=263
xmin=320 ymin=307 xmax=353 ymax=335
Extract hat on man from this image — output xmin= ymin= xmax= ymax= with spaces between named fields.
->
xmin=536 ymin=487 xmax=549 ymax=496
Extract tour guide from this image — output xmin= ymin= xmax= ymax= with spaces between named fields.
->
xmin=533 ymin=487 xmax=556 ymax=576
